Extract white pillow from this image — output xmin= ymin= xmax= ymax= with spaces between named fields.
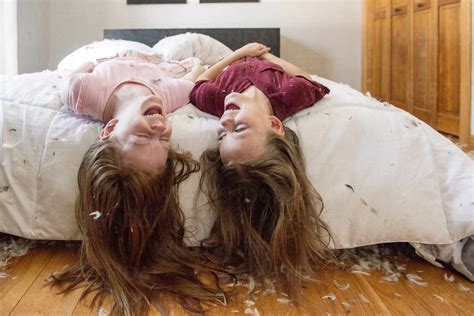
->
xmin=153 ymin=32 xmax=232 ymax=65
xmin=57 ymin=39 xmax=156 ymax=72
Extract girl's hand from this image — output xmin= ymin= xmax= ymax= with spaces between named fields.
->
xmin=236 ymin=43 xmax=270 ymax=58
xmin=195 ymin=43 xmax=269 ymax=82
xmin=183 ymin=65 xmax=206 ymax=82
xmin=77 ymin=61 xmax=96 ymax=73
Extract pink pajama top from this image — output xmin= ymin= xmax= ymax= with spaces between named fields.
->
xmin=63 ymin=57 xmax=194 ymax=121
xmin=190 ymin=57 xmax=329 ymax=120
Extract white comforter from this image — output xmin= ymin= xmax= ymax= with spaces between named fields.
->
xmin=1 ymin=70 xmax=472 ymax=249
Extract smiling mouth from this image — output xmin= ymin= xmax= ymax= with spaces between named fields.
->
xmin=224 ymin=103 xmax=240 ymax=111
xmin=144 ymin=105 xmax=163 ymax=117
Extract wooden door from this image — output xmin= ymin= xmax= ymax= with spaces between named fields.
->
xmin=412 ymin=0 xmax=436 ymax=125
xmin=390 ymin=0 xmax=410 ymax=111
xmin=371 ymin=0 xmax=391 ymax=100
xmin=436 ymin=0 xmax=461 ymax=135
xmin=363 ymin=0 xmax=471 ymax=143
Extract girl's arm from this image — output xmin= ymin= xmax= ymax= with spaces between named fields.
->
xmin=60 ymin=61 xmax=96 ymax=104
xmin=259 ymin=53 xmax=312 ymax=80
xmin=183 ymin=65 xmax=206 ymax=82
xmin=65 ymin=61 xmax=96 ymax=78
xmin=195 ymin=43 xmax=270 ymax=82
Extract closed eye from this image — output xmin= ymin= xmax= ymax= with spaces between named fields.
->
xmin=235 ymin=125 xmax=247 ymax=133
xmin=217 ymin=132 xmax=226 ymax=141
xmin=130 ymin=134 xmax=151 ymax=145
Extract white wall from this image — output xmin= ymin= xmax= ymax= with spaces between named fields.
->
xmin=1 ymin=0 xmax=19 ymax=75
xmin=39 ymin=0 xmax=362 ymax=89
xmin=17 ymin=0 xmax=50 ymax=74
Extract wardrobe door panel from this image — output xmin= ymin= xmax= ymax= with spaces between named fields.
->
xmin=374 ymin=0 xmax=389 ymax=10
xmin=437 ymin=0 xmax=460 ymax=135
xmin=412 ymin=0 xmax=435 ymax=125
xmin=390 ymin=2 xmax=409 ymax=111
xmin=372 ymin=8 xmax=390 ymax=100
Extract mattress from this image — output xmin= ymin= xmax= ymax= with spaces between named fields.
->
xmin=1 ymin=70 xmax=472 ymax=250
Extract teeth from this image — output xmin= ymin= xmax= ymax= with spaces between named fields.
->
xmin=145 ymin=113 xmax=162 ymax=117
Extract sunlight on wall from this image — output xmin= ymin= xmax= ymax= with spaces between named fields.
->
xmin=0 ymin=0 xmax=18 ymax=75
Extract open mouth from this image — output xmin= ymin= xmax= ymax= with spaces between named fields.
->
xmin=224 ymin=103 xmax=240 ymax=111
xmin=143 ymin=105 xmax=163 ymax=117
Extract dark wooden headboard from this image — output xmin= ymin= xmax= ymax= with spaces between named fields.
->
xmin=104 ymin=28 xmax=280 ymax=57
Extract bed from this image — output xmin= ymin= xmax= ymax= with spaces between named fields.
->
xmin=0 ymin=28 xmax=472 ymax=279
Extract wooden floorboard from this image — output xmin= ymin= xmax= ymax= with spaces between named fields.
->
xmin=8 ymin=243 xmax=84 ymax=316
xmin=1 ymin=243 xmax=473 ymax=315
xmin=0 ymin=244 xmax=57 ymax=315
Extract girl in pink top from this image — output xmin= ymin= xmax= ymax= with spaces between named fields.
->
xmin=53 ymin=53 xmax=225 ymax=315
xmin=62 ymin=54 xmax=202 ymax=172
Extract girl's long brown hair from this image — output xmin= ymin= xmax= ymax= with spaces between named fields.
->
xmin=49 ymin=140 xmax=224 ymax=316
xmin=199 ymin=127 xmax=333 ymax=300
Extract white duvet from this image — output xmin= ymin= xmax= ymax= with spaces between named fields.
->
xmin=0 ymin=70 xmax=472 ymax=250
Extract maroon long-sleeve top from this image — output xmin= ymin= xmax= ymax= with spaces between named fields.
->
xmin=190 ymin=57 xmax=329 ymax=120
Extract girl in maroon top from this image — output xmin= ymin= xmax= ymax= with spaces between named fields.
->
xmin=193 ymin=43 xmax=334 ymax=303
xmin=191 ymin=43 xmax=329 ymax=164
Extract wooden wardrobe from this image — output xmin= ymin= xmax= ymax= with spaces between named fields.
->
xmin=362 ymin=0 xmax=471 ymax=145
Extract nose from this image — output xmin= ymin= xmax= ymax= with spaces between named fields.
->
xmin=219 ymin=116 xmax=235 ymax=129
xmin=151 ymin=121 xmax=166 ymax=133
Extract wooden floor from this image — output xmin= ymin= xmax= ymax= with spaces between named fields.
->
xmin=1 ymin=242 xmax=473 ymax=315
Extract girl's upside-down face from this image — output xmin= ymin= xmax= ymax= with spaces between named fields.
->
xmin=101 ymin=85 xmax=172 ymax=173
xmin=217 ymin=86 xmax=285 ymax=164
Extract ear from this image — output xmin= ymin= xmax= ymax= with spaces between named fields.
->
xmin=269 ymin=116 xmax=285 ymax=137
xmin=100 ymin=118 xmax=118 ymax=140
